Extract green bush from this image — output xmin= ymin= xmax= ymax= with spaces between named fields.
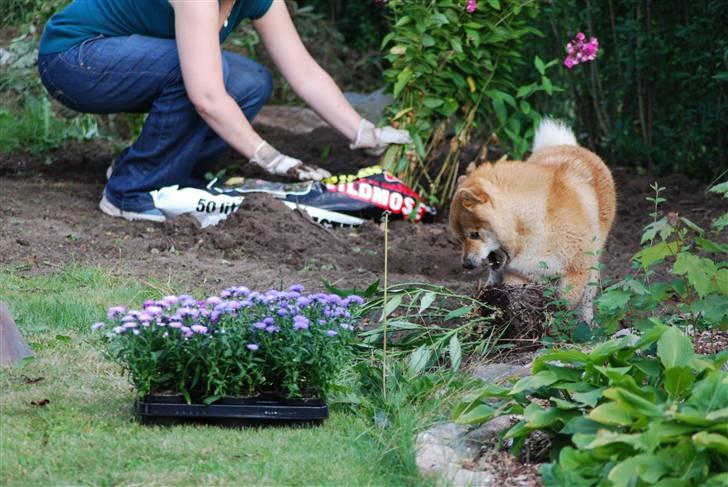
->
xmin=377 ymin=0 xmax=558 ymax=206
xmin=453 ymin=326 xmax=728 ymax=486
xmin=597 ymin=182 xmax=728 ymax=333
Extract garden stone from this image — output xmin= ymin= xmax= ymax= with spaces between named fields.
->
xmin=416 ymin=422 xmax=494 ymax=486
xmin=253 ymin=105 xmax=328 ymax=134
xmin=470 ymin=363 xmax=530 ymax=385
xmin=344 ymin=88 xmax=392 ymax=123
xmin=463 ymin=416 xmax=514 ymax=450
xmin=0 ymin=302 xmax=32 ymax=366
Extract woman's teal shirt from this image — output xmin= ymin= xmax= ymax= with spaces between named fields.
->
xmin=39 ymin=0 xmax=273 ymax=54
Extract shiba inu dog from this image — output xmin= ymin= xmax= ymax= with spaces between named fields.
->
xmin=449 ymin=118 xmax=616 ymax=323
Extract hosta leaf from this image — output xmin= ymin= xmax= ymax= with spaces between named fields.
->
xmin=572 ymin=387 xmax=606 ymax=408
xmin=588 ymin=401 xmax=633 ymax=426
xmin=595 ymin=365 xmax=633 ymax=382
xmin=608 ymin=454 xmax=669 ymax=486
xmin=455 ymin=403 xmax=496 ymax=425
xmin=692 ymin=431 xmax=728 ymax=455
xmin=664 ymin=366 xmax=696 ymax=398
xmin=589 ymin=336 xmax=634 ymax=363
xmin=706 ymin=408 xmax=728 ymax=421
xmin=585 ymin=430 xmax=645 ymax=450
xmin=510 ymin=370 xmax=559 ymax=394
xmin=540 ymin=462 xmax=593 ymax=487
xmin=657 ymin=327 xmax=694 ymax=369
xmin=524 ymin=403 xmax=577 ymax=429
xmin=532 ymin=349 xmax=589 ymax=372
xmin=603 ymin=387 xmax=663 ymax=418
xmin=560 ymin=416 xmax=603 ymax=435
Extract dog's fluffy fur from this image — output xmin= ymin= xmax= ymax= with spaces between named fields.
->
xmin=449 ymin=118 xmax=616 ymax=322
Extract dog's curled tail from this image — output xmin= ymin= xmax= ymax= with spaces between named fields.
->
xmin=532 ymin=117 xmax=577 ymax=153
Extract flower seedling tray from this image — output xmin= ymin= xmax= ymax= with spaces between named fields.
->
xmin=135 ymin=394 xmax=328 ymax=426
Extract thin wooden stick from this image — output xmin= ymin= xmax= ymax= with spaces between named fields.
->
xmin=382 ymin=211 xmax=391 ymax=400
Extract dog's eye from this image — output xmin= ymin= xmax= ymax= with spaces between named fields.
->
xmin=468 ymin=231 xmax=480 ymax=240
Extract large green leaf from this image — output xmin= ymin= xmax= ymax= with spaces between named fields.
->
xmin=656 ymin=327 xmax=694 ymax=369
xmin=560 ymin=416 xmax=604 ymax=435
xmin=588 ymin=401 xmax=633 ymax=426
xmin=634 ymin=241 xmax=679 ymax=269
xmin=532 ymin=349 xmax=589 ymax=372
xmin=692 ymin=431 xmax=728 ymax=455
xmin=608 ymin=454 xmax=669 ymax=486
xmin=393 ymin=68 xmax=413 ymax=98
xmin=524 ymin=403 xmax=577 ymax=429
xmin=406 ymin=345 xmax=432 ymax=377
xmin=673 ymin=253 xmax=717 ymax=298
xmin=664 ymin=366 xmax=696 ymax=399
xmin=418 ymin=292 xmax=436 ymax=314
xmin=603 ymin=387 xmax=663 ymax=418
xmin=572 ymin=387 xmax=606 ymax=408
xmin=585 ymin=430 xmax=646 ymax=450
xmin=510 ymin=370 xmax=559 ymax=394
xmin=455 ymin=403 xmax=496 ymax=425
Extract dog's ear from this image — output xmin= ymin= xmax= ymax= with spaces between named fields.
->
xmin=457 ymin=187 xmax=489 ymax=209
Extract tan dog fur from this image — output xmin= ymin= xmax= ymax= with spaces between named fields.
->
xmin=449 ymin=119 xmax=616 ymax=322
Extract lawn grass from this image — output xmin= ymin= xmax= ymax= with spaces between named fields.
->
xmin=0 ymin=266 xmax=424 ymax=486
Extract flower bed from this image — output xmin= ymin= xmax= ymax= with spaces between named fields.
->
xmin=92 ymin=285 xmax=362 ymax=405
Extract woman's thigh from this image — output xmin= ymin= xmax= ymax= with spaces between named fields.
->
xmin=39 ymin=35 xmax=183 ymax=114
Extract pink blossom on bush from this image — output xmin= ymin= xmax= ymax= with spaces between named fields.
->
xmin=564 ymin=32 xmax=599 ymax=69
xmin=466 ymin=0 xmax=477 ymax=13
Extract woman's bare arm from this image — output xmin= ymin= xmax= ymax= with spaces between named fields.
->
xmin=170 ymin=0 xmax=263 ymax=158
xmin=253 ymin=1 xmax=362 ymax=142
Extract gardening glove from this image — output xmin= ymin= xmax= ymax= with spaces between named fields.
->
xmin=349 ymin=119 xmax=412 ymax=156
xmin=250 ymin=141 xmax=331 ymax=181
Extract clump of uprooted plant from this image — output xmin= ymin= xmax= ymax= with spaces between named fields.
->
xmin=378 ymin=0 xmax=559 ymax=206
xmin=92 ymin=285 xmax=361 ymax=403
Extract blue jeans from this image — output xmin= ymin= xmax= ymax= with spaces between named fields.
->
xmin=38 ymin=35 xmax=272 ymax=212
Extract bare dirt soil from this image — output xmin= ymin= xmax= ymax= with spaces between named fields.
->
xmin=1 ymin=124 xmax=725 ymax=297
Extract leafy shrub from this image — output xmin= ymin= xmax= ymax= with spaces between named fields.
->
xmin=93 ymin=285 xmax=361 ymax=402
xmin=377 ymin=0 xmax=558 ymax=205
xmin=453 ymin=325 xmax=728 ymax=486
xmin=597 ymin=182 xmax=728 ymax=333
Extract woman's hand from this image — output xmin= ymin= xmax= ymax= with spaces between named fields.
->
xmin=350 ymin=119 xmax=412 ymax=155
xmin=251 ymin=142 xmax=331 ymax=181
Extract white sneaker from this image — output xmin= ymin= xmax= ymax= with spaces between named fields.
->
xmin=99 ymin=194 xmax=166 ymax=222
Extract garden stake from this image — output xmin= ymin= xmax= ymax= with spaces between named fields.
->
xmin=382 ymin=210 xmax=391 ymax=400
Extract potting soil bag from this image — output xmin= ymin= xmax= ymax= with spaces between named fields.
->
xmin=212 ymin=165 xmax=436 ymax=222
xmin=150 ymin=185 xmax=244 ymax=228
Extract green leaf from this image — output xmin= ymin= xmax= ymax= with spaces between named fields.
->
xmin=673 ymin=253 xmax=716 ymax=298
xmin=393 ymin=68 xmax=413 ymax=99
xmin=394 ymin=15 xmax=412 ymax=28
xmin=455 ymin=403 xmax=496 ymax=425
xmin=380 ymin=293 xmax=403 ymax=320
xmin=422 ymin=97 xmax=443 ymax=108
xmin=588 ymin=402 xmax=633 ymax=426
xmin=444 ymin=305 xmax=472 ymax=321
xmin=492 ymin=98 xmax=507 ymax=125
xmin=572 ymin=387 xmax=606 ymax=408
xmin=692 ymin=431 xmax=728 ymax=455
xmin=657 ymin=327 xmax=694 ymax=369
xmin=560 ymin=416 xmax=603 ymax=435
xmin=449 ymin=334 xmax=462 ymax=371
xmin=511 ymin=370 xmax=559 ymax=394
xmin=486 ymin=0 xmax=501 ymax=9
xmin=524 ymin=403 xmax=575 ymax=429
xmin=422 ymin=34 xmax=435 ymax=47
xmin=696 ymin=237 xmax=728 ymax=254
xmin=712 ymin=213 xmax=728 ymax=232
xmin=449 ymin=38 xmax=463 ymax=53
xmin=708 ymin=181 xmax=728 ymax=196
xmin=603 ymin=387 xmax=663 ymax=418
xmin=532 ymin=349 xmax=589 ymax=372
xmin=634 ymin=241 xmax=679 ymax=269
xmin=203 ymin=395 xmax=221 ymax=405
xmin=664 ymin=366 xmax=696 ymax=398
xmin=585 ymin=430 xmax=645 ymax=450
xmin=608 ymin=454 xmax=669 ymax=486
xmin=419 ymin=292 xmax=436 ymax=314
xmin=596 ymin=289 xmax=631 ymax=311
xmin=534 ymin=55 xmax=545 ymax=75
xmin=407 ymin=346 xmax=432 ymax=377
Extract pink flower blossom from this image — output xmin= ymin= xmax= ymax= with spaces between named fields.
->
xmin=466 ymin=0 xmax=477 ymax=13
xmin=563 ymin=32 xmax=599 ymax=69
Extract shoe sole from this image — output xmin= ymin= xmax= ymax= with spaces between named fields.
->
xmin=99 ymin=195 xmax=166 ymax=223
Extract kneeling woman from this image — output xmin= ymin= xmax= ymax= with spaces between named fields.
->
xmin=38 ymin=0 xmax=410 ymax=222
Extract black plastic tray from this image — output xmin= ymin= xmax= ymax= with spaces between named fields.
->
xmin=135 ymin=395 xmax=328 ymax=426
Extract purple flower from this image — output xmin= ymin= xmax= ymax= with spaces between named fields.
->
xmin=162 ymin=295 xmax=179 ymax=306
xmin=91 ymin=322 xmax=105 ymax=331
xmin=466 ymin=0 xmax=477 ymax=13
xmin=246 ymin=343 xmax=259 ymax=351
xmin=265 ymin=325 xmax=280 ymax=333
xmin=326 ymin=329 xmax=338 ymax=337
xmin=112 ymin=326 xmax=125 ymax=334
xmin=122 ymin=322 xmax=138 ymax=329
xmin=253 ymin=321 xmax=267 ymax=330
xmin=191 ymin=324 xmax=208 ymax=334
xmin=143 ymin=299 xmax=156 ymax=308
xmin=138 ymin=312 xmax=153 ymax=322
xmin=277 ymin=308 xmax=289 ymax=317
xmin=145 ymin=305 xmax=163 ymax=315
xmin=293 ymin=315 xmax=310 ymax=330
xmin=206 ymin=296 xmax=223 ymax=306
xmin=297 ymin=297 xmax=312 ymax=307
xmin=169 ymin=321 xmax=183 ymax=329
xmin=288 ymin=284 xmax=305 ymax=293
xmin=263 ymin=317 xmax=275 ymax=325
xmin=564 ymin=32 xmax=599 ymax=69
xmin=345 ymin=295 xmax=365 ymax=306
xmin=121 ymin=315 xmax=135 ymax=322
xmin=107 ymin=306 xmax=126 ymax=320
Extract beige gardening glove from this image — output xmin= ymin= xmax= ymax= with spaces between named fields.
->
xmin=250 ymin=141 xmax=331 ymax=181
xmin=349 ymin=119 xmax=412 ymax=156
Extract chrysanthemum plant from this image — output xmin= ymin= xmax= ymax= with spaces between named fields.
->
xmin=93 ymin=285 xmax=362 ymax=403
xmin=378 ymin=0 xmax=559 ymax=207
